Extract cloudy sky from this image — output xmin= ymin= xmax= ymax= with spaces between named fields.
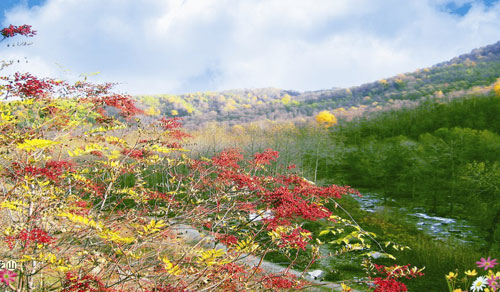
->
xmin=0 ymin=0 xmax=500 ymax=95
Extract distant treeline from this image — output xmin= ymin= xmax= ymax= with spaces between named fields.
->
xmin=135 ymin=41 xmax=500 ymax=127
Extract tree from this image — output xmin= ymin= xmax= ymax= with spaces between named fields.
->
xmin=281 ymin=93 xmax=292 ymax=105
xmin=494 ymin=79 xmax=500 ymax=97
xmin=315 ymin=110 xmax=337 ymax=128
xmin=461 ymin=161 xmax=500 ymax=254
xmin=0 ymin=23 xmax=420 ymax=292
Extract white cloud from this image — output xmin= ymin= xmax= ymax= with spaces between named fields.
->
xmin=1 ymin=0 xmax=500 ymax=95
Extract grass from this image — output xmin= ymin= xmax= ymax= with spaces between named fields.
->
xmin=335 ymin=195 xmax=483 ymax=291
xmin=139 ymin=164 xmax=484 ymax=291
xmin=263 ymin=192 xmax=485 ymax=290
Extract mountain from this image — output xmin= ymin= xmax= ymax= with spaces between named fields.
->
xmin=135 ymin=41 xmax=500 ymax=128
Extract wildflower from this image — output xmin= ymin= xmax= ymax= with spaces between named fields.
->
xmin=471 ymin=276 xmax=487 ymax=291
xmin=341 ymin=283 xmax=352 ymax=292
xmin=0 ymin=269 xmax=17 ymax=286
xmin=477 ymin=257 xmax=498 ymax=271
xmin=466 ymin=270 xmax=479 ymax=277
xmin=446 ymin=271 xmax=458 ymax=280
xmin=454 ymin=289 xmax=463 ymax=292
xmin=487 ymin=274 xmax=500 ymax=291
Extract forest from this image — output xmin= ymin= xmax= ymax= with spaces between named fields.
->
xmin=187 ymin=88 xmax=500 ymax=291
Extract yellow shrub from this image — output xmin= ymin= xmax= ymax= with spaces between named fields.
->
xmin=315 ymin=110 xmax=337 ymax=128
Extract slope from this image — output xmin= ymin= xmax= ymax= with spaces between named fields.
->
xmin=135 ymin=40 xmax=500 ymax=128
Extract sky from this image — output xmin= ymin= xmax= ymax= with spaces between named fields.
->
xmin=1 ymin=0 xmax=500 ymax=95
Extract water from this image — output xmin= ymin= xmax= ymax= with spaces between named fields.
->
xmin=354 ymin=192 xmax=487 ymax=245
xmin=302 ymin=191 xmax=487 ymax=284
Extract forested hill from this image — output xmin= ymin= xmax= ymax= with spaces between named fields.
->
xmin=135 ymin=40 xmax=500 ymax=128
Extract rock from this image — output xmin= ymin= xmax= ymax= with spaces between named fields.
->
xmin=307 ymin=269 xmax=324 ymax=280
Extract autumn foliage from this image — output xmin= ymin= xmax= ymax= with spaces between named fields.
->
xmin=494 ymin=79 xmax=500 ymax=97
xmin=0 ymin=24 xmax=36 ymax=39
xmin=0 ymin=24 xmax=422 ymax=291
xmin=315 ymin=110 xmax=337 ymax=128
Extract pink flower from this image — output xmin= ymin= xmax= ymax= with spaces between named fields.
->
xmin=477 ymin=257 xmax=498 ymax=270
xmin=487 ymin=274 xmax=500 ymax=290
xmin=0 ymin=269 xmax=17 ymax=286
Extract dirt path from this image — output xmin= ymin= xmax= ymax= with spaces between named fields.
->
xmin=170 ymin=224 xmax=358 ymax=292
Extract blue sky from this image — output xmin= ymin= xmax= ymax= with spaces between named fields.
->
xmin=1 ymin=0 xmax=500 ymax=95
xmin=443 ymin=0 xmax=498 ymax=15
xmin=0 ymin=0 xmax=44 ymax=21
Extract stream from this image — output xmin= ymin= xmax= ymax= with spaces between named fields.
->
xmin=354 ymin=192 xmax=487 ymax=246
xmin=308 ymin=192 xmax=488 ymax=287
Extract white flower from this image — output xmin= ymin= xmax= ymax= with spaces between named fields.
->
xmin=471 ymin=276 xmax=487 ymax=291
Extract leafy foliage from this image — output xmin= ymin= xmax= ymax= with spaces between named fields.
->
xmin=0 ymin=24 xmax=419 ymax=291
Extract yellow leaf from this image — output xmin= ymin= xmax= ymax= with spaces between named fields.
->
xmin=160 ymin=256 xmax=182 ymax=275
xmin=318 ymin=230 xmax=330 ymax=236
xmin=108 ymin=150 xmax=121 ymax=160
xmin=198 ymin=249 xmax=227 ymax=266
xmin=1 ymin=112 xmax=13 ymax=121
xmin=17 ymin=139 xmax=60 ymax=151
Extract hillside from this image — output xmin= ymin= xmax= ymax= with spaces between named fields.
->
xmin=135 ymin=41 xmax=500 ymax=128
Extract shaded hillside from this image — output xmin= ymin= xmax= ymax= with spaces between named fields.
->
xmin=135 ymin=41 xmax=500 ymax=127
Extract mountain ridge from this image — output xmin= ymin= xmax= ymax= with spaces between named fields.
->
xmin=135 ymin=40 xmax=500 ymax=128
